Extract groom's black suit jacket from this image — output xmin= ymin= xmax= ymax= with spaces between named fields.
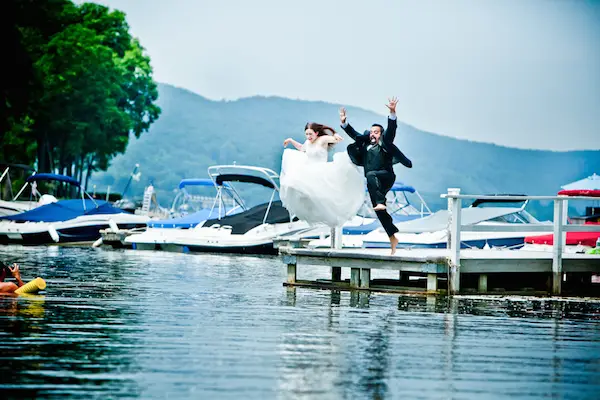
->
xmin=342 ymin=117 xmax=413 ymax=172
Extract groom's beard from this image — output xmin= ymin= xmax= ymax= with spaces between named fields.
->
xmin=370 ymin=136 xmax=377 ymax=144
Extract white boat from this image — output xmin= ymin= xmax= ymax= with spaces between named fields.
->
xmin=0 ymin=173 xmax=148 ymax=245
xmin=120 ymin=177 xmax=243 ymax=250
xmin=320 ymin=196 xmax=550 ymax=250
xmin=0 ymin=165 xmax=52 ymax=217
xmin=129 ymin=165 xmax=311 ymax=254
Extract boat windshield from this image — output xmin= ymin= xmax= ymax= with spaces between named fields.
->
xmin=487 ymin=210 xmax=539 ymax=224
xmin=356 ymin=190 xmax=429 ymax=219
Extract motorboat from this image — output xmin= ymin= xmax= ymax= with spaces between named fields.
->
xmin=0 ymin=173 xmax=148 ymax=245
xmin=522 ymin=186 xmax=600 ymax=253
xmin=117 ymin=178 xmax=243 ymax=249
xmin=137 ymin=165 xmax=311 ymax=255
xmin=0 ymin=164 xmax=47 ymax=217
xmin=349 ymin=195 xmax=551 ymax=250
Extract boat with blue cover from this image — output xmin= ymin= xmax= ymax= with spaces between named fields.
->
xmin=121 ymin=177 xmax=243 ymax=250
xmin=0 ymin=173 xmax=148 ymax=245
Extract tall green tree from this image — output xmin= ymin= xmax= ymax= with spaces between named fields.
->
xmin=1 ymin=0 xmax=160 ymax=190
xmin=0 ymin=0 xmax=72 ymax=166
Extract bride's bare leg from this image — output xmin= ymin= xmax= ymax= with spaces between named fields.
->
xmin=390 ymin=234 xmax=399 ymax=255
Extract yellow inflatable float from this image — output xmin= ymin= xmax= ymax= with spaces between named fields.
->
xmin=15 ymin=277 xmax=47 ymax=295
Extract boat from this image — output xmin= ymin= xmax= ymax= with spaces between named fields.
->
xmin=112 ymin=178 xmax=243 ymax=249
xmin=133 ymin=165 xmax=311 ymax=255
xmin=354 ymin=195 xmax=550 ymax=250
xmin=0 ymin=164 xmax=49 ymax=217
xmin=0 ymin=173 xmax=148 ymax=245
xmin=522 ymin=186 xmax=600 ymax=253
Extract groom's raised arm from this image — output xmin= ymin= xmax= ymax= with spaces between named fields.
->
xmin=339 ymin=107 xmax=360 ymax=140
xmin=383 ymin=97 xmax=398 ymax=144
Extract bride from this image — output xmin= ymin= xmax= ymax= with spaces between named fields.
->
xmin=279 ymin=122 xmax=365 ymax=227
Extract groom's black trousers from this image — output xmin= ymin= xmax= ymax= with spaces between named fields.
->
xmin=366 ymin=170 xmax=399 ymax=237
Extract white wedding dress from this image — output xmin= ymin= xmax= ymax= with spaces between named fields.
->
xmin=279 ymin=140 xmax=365 ymax=227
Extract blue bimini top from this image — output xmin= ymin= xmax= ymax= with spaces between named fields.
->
xmin=0 ymin=200 xmax=124 ymax=223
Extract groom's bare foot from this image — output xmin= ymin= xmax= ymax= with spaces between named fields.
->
xmin=390 ymin=235 xmax=399 ymax=255
xmin=373 ymin=204 xmax=386 ymax=211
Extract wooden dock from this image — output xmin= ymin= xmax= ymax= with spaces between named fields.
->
xmin=279 ymin=190 xmax=600 ymax=296
xmin=281 ymin=247 xmax=600 ymax=295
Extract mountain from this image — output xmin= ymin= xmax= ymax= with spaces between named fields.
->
xmin=91 ymin=83 xmax=600 ymax=220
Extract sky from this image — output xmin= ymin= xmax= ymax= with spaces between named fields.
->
xmin=93 ymin=0 xmax=600 ymax=150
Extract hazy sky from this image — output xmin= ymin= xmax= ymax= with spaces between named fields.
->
xmin=94 ymin=0 xmax=599 ymax=150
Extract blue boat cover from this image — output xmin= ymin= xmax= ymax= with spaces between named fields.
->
xmin=178 ymin=179 xmax=215 ymax=189
xmin=362 ymin=182 xmax=415 ymax=193
xmin=0 ymin=199 xmax=124 ymax=223
xmin=84 ymin=203 xmax=128 ymax=216
xmin=391 ymin=183 xmax=415 ymax=193
xmin=26 ymin=173 xmax=80 ymax=186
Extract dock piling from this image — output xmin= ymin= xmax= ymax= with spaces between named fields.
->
xmin=478 ymin=274 xmax=488 ymax=292
xmin=447 ymin=188 xmax=462 ymax=294
xmin=360 ymin=268 xmax=371 ymax=289
xmin=552 ymin=198 xmax=567 ymax=295
xmin=350 ymin=268 xmax=360 ymax=288
xmin=331 ymin=226 xmax=343 ymax=281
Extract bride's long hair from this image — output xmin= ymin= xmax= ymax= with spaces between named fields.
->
xmin=305 ymin=122 xmax=337 ymax=149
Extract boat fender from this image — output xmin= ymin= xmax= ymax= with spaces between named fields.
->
xmin=15 ymin=277 xmax=47 ymax=295
xmin=92 ymin=238 xmax=103 ymax=248
xmin=48 ymin=225 xmax=59 ymax=243
xmin=108 ymin=219 xmax=119 ymax=232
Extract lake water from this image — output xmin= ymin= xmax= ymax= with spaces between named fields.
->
xmin=1 ymin=245 xmax=599 ymax=399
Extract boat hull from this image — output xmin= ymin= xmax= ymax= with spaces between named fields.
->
xmin=0 ymin=222 xmax=146 ymax=245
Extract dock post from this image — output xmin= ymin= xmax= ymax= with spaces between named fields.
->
xmin=350 ymin=268 xmax=360 ymax=288
xmin=331 ymin=226 xmax=342 ymax=281
xmin=284 ymin=255 xmax=297 ymax=284
xmin=552 ymin=198 xmax=567 ymax=295
xmin=287 ymin=263 xmax=296 ymax=284
xmin=360 ymin=269 xmax=371 ymax=289
xmin=427 ymin=274 xmax=438 ymax=292
xmin=478 ymin=275 xmax=488 ymax=293
xmin=447 ymin=188 xmax=462 ymax=295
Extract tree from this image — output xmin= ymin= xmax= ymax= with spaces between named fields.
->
xmin=0 ymin=0 xmax=160 ymax=191
xmin=0 ymin=0 xmax=72 ymax=165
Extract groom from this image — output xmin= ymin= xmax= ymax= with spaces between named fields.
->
xmin=340 ymin=97 xmax=413 ymax=254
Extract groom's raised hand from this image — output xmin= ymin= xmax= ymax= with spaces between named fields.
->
xmin=339 ymin=107 xmax=347 ymax=124
xmin=385 ymin=97 xmax=398 ymax=115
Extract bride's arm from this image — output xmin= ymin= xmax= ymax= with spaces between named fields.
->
xmin=317 ymin=134 xmax=343 ymax=146
xmin=283 ymin=138 xmax=305 ymax=151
